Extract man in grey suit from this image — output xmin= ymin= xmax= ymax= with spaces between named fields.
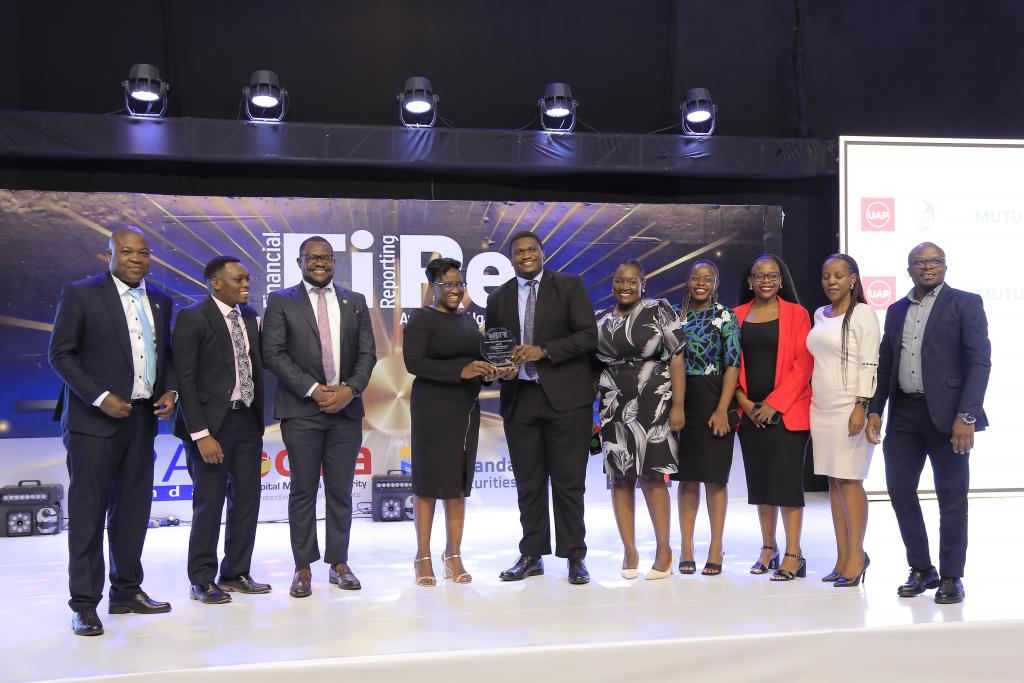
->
xmin=262 ymin=236 xmax=377 ymax=597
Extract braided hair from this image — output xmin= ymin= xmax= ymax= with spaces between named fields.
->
xmin=680 ymin=259 xmax=720 ymax=320
xmin=824 ymin=253 xmax=866 ymax=388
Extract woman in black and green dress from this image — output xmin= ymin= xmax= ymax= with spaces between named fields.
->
xmin=671 ymin=261 xmax=741 ymax=576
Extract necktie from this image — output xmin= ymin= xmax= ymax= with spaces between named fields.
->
xmin=126 ymin=288 xmax=156 ymax=388
xmin=312 ymin=287 xmax=336 ymax=384
xmin=523 ymin=280 xmax=538 ymax=380
xmin=227 ymin=310 xmax=255 ymax=407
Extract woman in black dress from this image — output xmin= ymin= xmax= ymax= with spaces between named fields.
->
xmin=733 ymin=254 xmax=813 ymax=581
xmin=403 ymin=258 xmax=496 ymax=586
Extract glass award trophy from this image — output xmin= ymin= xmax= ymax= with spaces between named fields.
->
xmin=481 ymin=327 xmax=516 ymax=369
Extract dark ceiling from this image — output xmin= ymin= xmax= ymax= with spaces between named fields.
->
xmin=4 ymin=0 xmax=1023 ymax=140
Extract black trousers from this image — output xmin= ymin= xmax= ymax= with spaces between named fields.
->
xmin=65 ymin=403 xmax=156 ymax=611
xmin=184 ymin=406 xmax=263 ymax=585
xmin=503 ymin=382 xmax=591 ymax=560
xmin=280 ymin=411 xmax=362 ymax=567
xmin=883 ymin=394 xmax=970 ymax=577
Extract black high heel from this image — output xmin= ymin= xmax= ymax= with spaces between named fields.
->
xmin=770 ymin=552 xmax=806 ymax=581
xmin=821 ymin=570 xmax=842 ymax=583
xmin=834 ymin=553 xmax=870 ymax=588
xmin=750 ymin=545 xmax=779 ymax=575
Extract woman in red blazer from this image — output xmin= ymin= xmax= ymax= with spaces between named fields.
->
xmin=733 ymin=253 xmax=813 ymax=581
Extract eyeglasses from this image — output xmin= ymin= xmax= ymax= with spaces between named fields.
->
xmin=911 ymin=256 xmax=946 ymax=268
xmin=689 ymin=275 xmax=716 ymax=285
xmin=436 ymin=281 xmax=466 ymax=291
xmin=750 ymin=272 xmax=781 ymax=282
xmin=302 ymin=254 xmax=335 ymax=264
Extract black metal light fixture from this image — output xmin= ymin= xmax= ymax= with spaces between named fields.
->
xmin=123 ymin=64 xmax=168 ymax=118
xmin=681 ymin=87 xmax=716 ymax=136
xmin=244 ymin=70 xmax=287 ymax=122
xmin=539 ymin=82 xmax=577 ymax=133
xmin=397 ymin=76 xmax=438 ymax=128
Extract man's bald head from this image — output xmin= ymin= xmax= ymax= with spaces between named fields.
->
xmin=107 ymin=228 xmax=152 ymax=286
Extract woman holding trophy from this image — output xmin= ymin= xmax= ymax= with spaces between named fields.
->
xmin=403 ymin=258 xmax=496 ymax=586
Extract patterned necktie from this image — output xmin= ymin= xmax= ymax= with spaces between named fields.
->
xmin=523 ymin=279 xmax=538 ymax=380
xmin=312 ymin=287 xmax=336 ymax=384
xmin=227 ymin=310 xmax=255 ymax=407
xmin=126 ymin=288 xmax=156 ymax=388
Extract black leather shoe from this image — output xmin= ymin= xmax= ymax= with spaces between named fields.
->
xmin=108 ymin=592 xmax=172 ymax=614
xmin=499 ymin=555 xmax=544 ymax=581
xmin=935 ymin=577 xmax=965 ymax=604
xmin=72 ymin=608 xmax=104 ymax=636
xmin=897 ymin=567 xmax=940 ymax=597
xmin=329 ymin=563 xmax=362 ymax=590
xmin=190 ymin=582 xmax=232 ymax=604
xmin=218 ymin=574 xmax=272 ymax=594
xmin=567 ymin=559 xmax=590 ymax=585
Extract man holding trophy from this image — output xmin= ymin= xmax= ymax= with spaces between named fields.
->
xmin=484 ymin=231 xmax=599 ymax=585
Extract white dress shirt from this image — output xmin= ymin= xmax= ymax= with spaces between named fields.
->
xmin=93 ymin=276 xmax=157 ymax=406
xmin=516 ymin=271 xmax=543 ymax=381
xmin=304 ymin=280 xmax=342 ymax=395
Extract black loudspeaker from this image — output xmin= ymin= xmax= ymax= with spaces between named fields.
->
xmin=371 ymin=473 xmax=414 ymax=522
xmin=0 ymin=480 xmax=65 ymax=537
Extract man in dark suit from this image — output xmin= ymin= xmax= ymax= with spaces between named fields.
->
xmin=262 ymin=235 xmax=377 ymax=597
xmin=867 ymin=242 xmax=991 ymax=604
xmin=172 ymin=256 xmax=270 ymax=604
xmin=485 ymin=231 xmax=598 ymax=584
xmin=49 ymin=228 xmax=177 ymax=636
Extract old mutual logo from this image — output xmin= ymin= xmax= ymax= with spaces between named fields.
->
xmin=861 ymin=197 xmax=895 ymax=231
xmin=863 ymin=276 xmax=896 ymax=310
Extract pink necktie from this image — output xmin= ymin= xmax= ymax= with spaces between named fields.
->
xmin=313 ymin=287 xmax=336 ymax=384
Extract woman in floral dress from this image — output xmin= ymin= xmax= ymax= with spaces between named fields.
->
xmin=595 ymin=260 xmax=686 ymax=580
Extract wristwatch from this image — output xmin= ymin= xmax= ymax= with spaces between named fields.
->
xmin=340 ymin=381 xmax=360 ymax=398
xmin=540 ymin=346 xmax=549 ymax=359
xmin=957 ymin=412 xmax=976 ymax=425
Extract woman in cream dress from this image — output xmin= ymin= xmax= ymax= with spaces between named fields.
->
xmin=806 ymin=253 xmax=880 ymax=587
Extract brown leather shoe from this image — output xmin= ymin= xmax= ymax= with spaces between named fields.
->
xmin=329 ymin=563 xmax=361 ymax=590
xmin=289 ymin=567 xmax=312 ymax=598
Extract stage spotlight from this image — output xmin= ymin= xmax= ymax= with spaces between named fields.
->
xmin=539 ymin=82 xmax=577 ymax=133
xmin=397 ymin=77 xmax=438 ymax=128
xmin=681 ymin=87 xmax=716 ymax=136
xmin=123 ymin=64 xmax=168 ymax=118
xmin=244 ymin=70 xmax=288 ymax=123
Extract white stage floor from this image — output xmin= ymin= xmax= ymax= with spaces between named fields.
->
xmin=2 ymin=493 xmax=1023 ymax=683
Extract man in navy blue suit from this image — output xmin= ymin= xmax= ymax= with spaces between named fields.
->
xmin=50 ymin=228 xmax=178 ymax=636
xmin=867 ymin=242 xmax=991 ymax=604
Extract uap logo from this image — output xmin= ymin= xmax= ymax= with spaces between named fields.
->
xmin=861 ymin=197 xmax=895 ymax=231
xmin=863 ymin=276 xmax=896 ymax=310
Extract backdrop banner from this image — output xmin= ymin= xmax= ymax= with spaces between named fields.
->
xmin=0 ymin=191 xmax=782 ymax=520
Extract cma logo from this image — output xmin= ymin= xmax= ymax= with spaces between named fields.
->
xmin=265 ymin=230 xmax=515 ymax=309
xmin=861 ymin=198 xmax=895 ymax=231
xmin=258 ymin=446 xmax=373 ymax=478
xmin=863 ymin=276 xmax=896 ymax=310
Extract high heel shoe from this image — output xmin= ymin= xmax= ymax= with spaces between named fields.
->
xmin=645 ymin=554 xmax=674 ymax=580
xmin=413 ymin=556 xmax=436 ymax=587
xmin=770 ymin=553 xmax=807 ymax=581
xmin=702 ymin=549 xmax=725 ymax=576
xmin=834 ymin=553 xmax=870 ymax=588
xmin=621 ymin=549 xmax=639 ymax=579
xmin=442 ymin=552 xmax=472 ymax=584
xmin=750 ymin=545 xmax=779 ymax=575
xmin=821 ymin=570 xmax=842 ymax=583
xmin=678 ymin=560 xmax=697 ymax=575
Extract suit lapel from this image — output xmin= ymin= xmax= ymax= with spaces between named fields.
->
xmin=243 ymin=307 xmax=261 ymax=371
xmin=203 ymin=297 xmax=235 ymax=368
xmin=102 ymin=273 xmax=133 ymax=365
xmin=533 ymin=271 xmax=555 ymax=340
xmin=291 ymin=284 xmax=320 ymax=339
xmin=922 ymin=284 xmax=952 ymax=344
xmin=506 ymin=279 xmax=521 ymax=340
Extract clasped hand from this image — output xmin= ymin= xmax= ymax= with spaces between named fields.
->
xmin=312 ymin=384 xmax=354 ymax=414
